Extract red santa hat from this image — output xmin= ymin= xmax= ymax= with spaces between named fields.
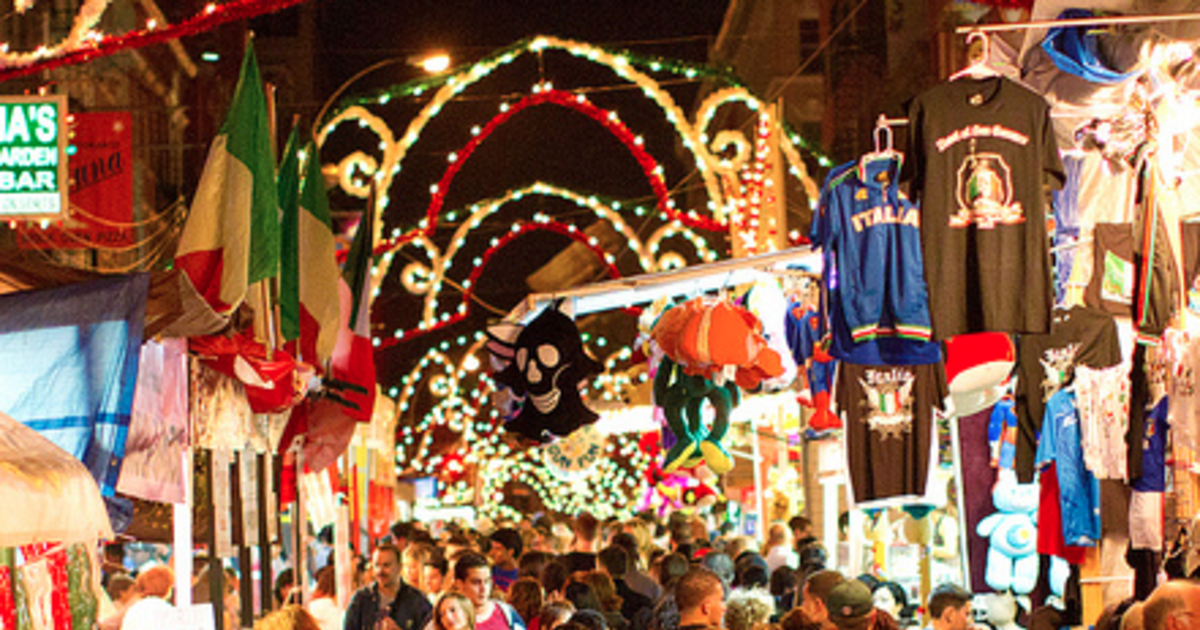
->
xmin=943 ymin=332 xmax=1015 ymax=415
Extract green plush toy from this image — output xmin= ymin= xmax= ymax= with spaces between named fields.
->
xmin=654 ymin=358 xmax=739 ymax=475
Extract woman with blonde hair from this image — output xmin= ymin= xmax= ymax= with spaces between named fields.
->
xmin=434 ymin=591 xmax=477 ymax=630
xmin=254 ymin=605 xmax=322 ymax=630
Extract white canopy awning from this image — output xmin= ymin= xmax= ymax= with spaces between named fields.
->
xmin=0 ymin=411 xmax=114 ymax=548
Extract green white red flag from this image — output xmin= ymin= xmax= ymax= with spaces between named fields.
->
xmin=330 ymin=191 xmax=377 ymax=422
xmin=174 ymin=40 xmax=278 ymax=316
xmin=279 ymin=139 xmax=340 ymax=366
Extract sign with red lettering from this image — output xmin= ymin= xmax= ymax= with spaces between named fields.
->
xmin=18 ymin=111 xmax=133 ymax=249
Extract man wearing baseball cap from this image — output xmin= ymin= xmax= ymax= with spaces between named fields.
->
xmin=928 ymin=583 xmax=974 ymax=630
xmin=800 ymin=569 xmax=846 ymax=628
xmin=826 ymin=580 xmax=877 ymax=630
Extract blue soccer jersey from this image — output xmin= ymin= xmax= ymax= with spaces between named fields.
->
xmin=1037 ymin=389 xmax=1101 ymax=546
xmin=1132 ymin=396 xmax=1169 ymax=492
xmin=812 ymin=156 xmax=940 ymax=366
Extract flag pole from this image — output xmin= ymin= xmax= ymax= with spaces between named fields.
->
xmin=261 ymin=78 xmax=279 ymax=359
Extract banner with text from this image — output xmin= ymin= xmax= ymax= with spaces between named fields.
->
xmin=18 ymin=110 xmax=134 ymax=249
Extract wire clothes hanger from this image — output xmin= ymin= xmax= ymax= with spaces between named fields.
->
xmin=860 ymin=114 xmax=902 ymax=172
xmin=949 ymin=30 xmax=1001 ymax=81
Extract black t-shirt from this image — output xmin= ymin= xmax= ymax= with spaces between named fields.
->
xmin=562 ymin=551 xmax=597 ymax=574
xmin=1013 ymin=306 xmax=1122 ymax=481
xmin=836 ymin=361 xmax=946 ymax=504
xmin=906 ymin=76 xmax=1065 ymax=340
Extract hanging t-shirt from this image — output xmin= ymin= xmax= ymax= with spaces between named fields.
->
xmin=1064 ymin=153 xmax=1138 ymax=306
xmin=1074 ymin=363 xmax=1130 ymax=480
xmin=1128 ymin=343 xmax=1170 ymax=483
xmin=835 ymin=361 xmax=946 ymax=505
xmin=815 ymin=161 xmax=943 ymax=366
xmin=1164 ymin=329 xmax=1199 ymax=453
xmin=1014 ymin=306 xmax=1122 ymax=481
xmin=1036 ymin=388 xmax=1101 ymax=546
xmin=905 ymin=76 xmax=1065 ymax=340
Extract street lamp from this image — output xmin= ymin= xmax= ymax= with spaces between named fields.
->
xmin=312 ymin=50 xmax=453 ymax=139
xmin=415 ymin=52 xmax=451 ymax=74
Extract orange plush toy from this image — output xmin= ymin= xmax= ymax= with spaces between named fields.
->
xmin=653 ymin=297 xmax=784 ymax=390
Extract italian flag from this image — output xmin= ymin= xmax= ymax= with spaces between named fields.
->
xmin=279 ymin=139 xmax=341 ymax=366
xmin=175 ymin=41 xmax=278 ymax=315
xmin=330 ymin=192 xmax=377 ymax=422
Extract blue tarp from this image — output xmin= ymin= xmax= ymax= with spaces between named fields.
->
xmin=0 ymin=273 xmax=149 ymax=497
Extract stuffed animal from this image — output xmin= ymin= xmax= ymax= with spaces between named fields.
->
xmin=487 ymin=302 xmax=603 ymax=443
xmin=976 ymin=469 xmax=1040 ymax=594
xmin=652 ymin=297 xmax=784 ymax=390
xmin=980 ymin=592 xmax=1025 ymax=630
xmin=654 ymin=357 xmax=739 ymax=474
xmin=636 ymin=432 xmax=722 ymax=515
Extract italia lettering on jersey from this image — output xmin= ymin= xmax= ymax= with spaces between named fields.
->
xmin=813 ymin=155 xmax=935 ymax=348
xmin=850 ymin=204 xmax=919 ymax=231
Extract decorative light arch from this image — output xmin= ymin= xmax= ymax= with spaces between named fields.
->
xmin=380 ymin=217 xmax=627 ymax=347
xmin=316 ymin=36 xmax=825 ymax=249
xmin=373 ymin=182 xmax=719 ymax=343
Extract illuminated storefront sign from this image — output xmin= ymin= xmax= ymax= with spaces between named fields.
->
xmin=0 ymin=95 xmax=67 ymax=219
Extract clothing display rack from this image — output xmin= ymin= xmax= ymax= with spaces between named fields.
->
xmin=508 ymin=246 xmax=820 ymax=321
xmin=954 ymin=11 xmax=1200 ymax=34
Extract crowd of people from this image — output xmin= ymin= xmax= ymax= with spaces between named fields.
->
xmin=280 ymin=511 xmax=1200 ymax=630
xmin=94 ymin=510 xmax=1200 ymax=630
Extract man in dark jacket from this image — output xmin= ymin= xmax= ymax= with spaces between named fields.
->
xmin=345 ymin=543 xmax=432 ymax=630
xmin=598 ymin=545 xmax=654 ymax=629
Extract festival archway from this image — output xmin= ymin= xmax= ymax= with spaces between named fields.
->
xmin=316 ymin=36 xmax=830 ymax=515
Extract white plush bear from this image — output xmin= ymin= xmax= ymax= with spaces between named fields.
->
xmin=976 ymin=469 xmax=1040 ymax=594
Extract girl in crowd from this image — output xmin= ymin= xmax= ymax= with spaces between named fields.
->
xmin=435 ymin=591 xmax=478 ymax=630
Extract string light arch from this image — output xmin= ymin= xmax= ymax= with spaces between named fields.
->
xmin=373 ymin=182 xmax=719 ymax=345
xmin=315 ymin=36 xmax=831 ymax=504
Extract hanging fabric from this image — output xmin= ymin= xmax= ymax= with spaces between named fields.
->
xmin=1040 ymin=9 xmax=1140 ymax=85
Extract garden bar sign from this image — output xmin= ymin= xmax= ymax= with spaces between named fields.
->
xmin=0 ymin=95 xmax=67 ymax=219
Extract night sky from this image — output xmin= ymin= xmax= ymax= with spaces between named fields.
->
xmin=316 ymin=0 xmax=730 ymax=85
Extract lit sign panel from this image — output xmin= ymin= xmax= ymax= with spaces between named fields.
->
xmin=0 ymin=95 xmax=67 ymax=219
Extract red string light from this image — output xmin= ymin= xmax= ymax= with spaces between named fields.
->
xmin=375 ymin=88 xmax=725 ymax=256
xmin=0 ymin=0 xmax=309 ymax=83
xmin=379 ymin=218 xmax=639 ymax=349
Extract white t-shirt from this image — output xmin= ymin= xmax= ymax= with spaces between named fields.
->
xmin=308 ymin=596 xmax=345 ymax=630
xmin=120 ymin=597 xmax=174 ymax=630
xmin=764 ymin=545 xmax=799 ymax=574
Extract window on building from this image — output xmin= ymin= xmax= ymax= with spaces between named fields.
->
xmin=798 ymin=19 xmax=822 ymax=74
